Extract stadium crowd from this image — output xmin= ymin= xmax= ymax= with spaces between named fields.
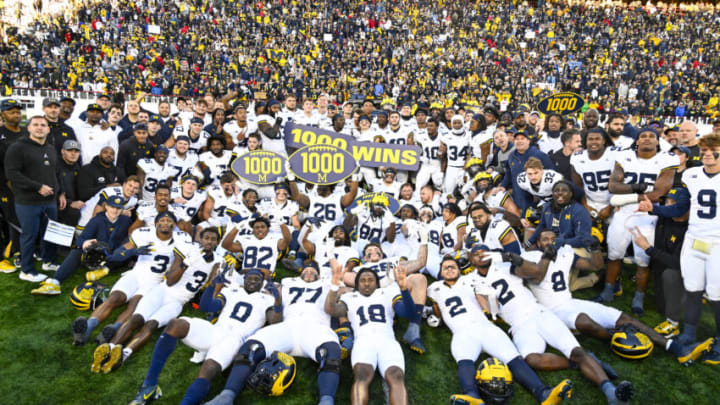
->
xmin=1 ymin=0 xmax=720 ymax=118
xmin=1 ymin=1 xmax=720 ymax=405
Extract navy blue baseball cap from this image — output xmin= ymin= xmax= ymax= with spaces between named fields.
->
xmin=133 ymin=123 xmax=148 ymax=131
xmin=1 ymin=99 xmax=21 ymax=111
xmin=190 ymin=117 xmax=204 ymax=125
xmin=105 ymin=195 xmax=126 ymax=209
xmin=149 ymin=114 xmax=162 ymax=123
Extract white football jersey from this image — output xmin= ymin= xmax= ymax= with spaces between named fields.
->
xmin=223 ymin=120 xmax=258 ymax=142
xmin=682 ymin=167 xmax=720 ymax=238
xmin=255 ymin=114 xmax=286 ymax=156
xmin=522 ymin=246 xmax=575 ymax=309
xmin=614 ymin=149 xmax=679 ymax=210
xmin=308 ymin=190 xmax=344 ymax=224
xmin=257 ymin=198 xmax=299 ymax=227
xmin=280 ymin=277 xmax=331 ymax=324
xmin=415 ymin=130 xmax=442 ymax=167
xmin=469 ymin=130 xmax=494 ymax=159
xmin=463 ymin=261 xmax=538 ymax=327
xmin=225 ymin=201 xmax=256 ymax=222
xmin=129 ymin=227 xmax=190 ymax=286
xmin=425 ymin=219 xmax=445 ymax=251
xmin=166 ymin=150 xmax=199 ymax=181
xmin=440 ymin=217 xmax=467 ymax=252
xmin=198 ymin=150 xmax=232 ymax=185
xmin=384 ymin=126 xmax=411 ymax=145
xmin=354 ymin=128 xmax=377 ymax=143
xmin=475 ymin=190 xmax=511 ymax=211
xmin=570 ymin=147 xmax=618 ymax=207
xmin=340 ymin=283 xmax=402 ymax=339
xmin=238 ymin=233 xmax=281 ymax=273
xmin=537 ymin=133 xmax=563 ymax=155
xmin=206 ymin=185 xmax=241 ymax=223
xmin=292 ymin=111 xmax=321 ymax=127
xmin=427 ymin=278 xmax=491 ymax=335
xmin=466 ymin=217 xmax=517 ymax=252
xmin=441 ymin=132 xmax=471 ymax=168
xmin=353 ymin=256 xmax=404 ymax=287
xmin=214 ymin=286 xmax=275 ymax=334
xmin=352 ymin=206 xmax=395 ymax=245
xmin=166 ymin=247 xmax=222 ymax=303
xmin=137 ymin=158 xmax=172 ymax=202
xmin=170 ymin=187 xmax=207 ymax=222
xmin=516 ymin=169 xmax=563 ymax=202
xmin=78 ymin=186 xmax=138 ymax=228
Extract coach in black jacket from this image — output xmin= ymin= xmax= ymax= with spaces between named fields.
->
xmin=4 ymin=116 xmax=62 ymax=282
xmin=57 ymin=140 xmax=83 ymax=226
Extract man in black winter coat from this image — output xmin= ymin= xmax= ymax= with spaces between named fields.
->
xmin=4 ymin=116 xmax=61 ymax=283
xmin=57 ymin=140 xmax=83 ymax=226
xmin=77 ymin=146 xmax=119 ymax=201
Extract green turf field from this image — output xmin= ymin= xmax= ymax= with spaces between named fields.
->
xmin=1 ymin=261 xmax=719 ymax=405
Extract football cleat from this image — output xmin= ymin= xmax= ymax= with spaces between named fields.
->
xmin=614 ymin=277 xmax=623 ymax=296
xmin=91 ymin=343 xmax=111 ymax=373
xmin=540 ymin=379 xmax=573 ymax=405
xmin=72 ymin=317 xmax=88 ymax=346
xmin=129 ymin=383 xmax=162 ymax=405
xmin=0 ymin=259 xmax=17 ymax=273
xmin=102 ymin=344 xmax=123 ymax=373
xmin=41 ymin=262 xmax=59 ymax=272
xmin=614 ymin=380 xmax=634 ymax=402
xmin=654 ymin=320 xmax=679 ymax=338
xmin=18 ymin=271 xmax=47 ymax=283
xmin=86 ymin=267 xmax=110 ymax=281
xmin=450 ymin=394 xmax=486 ymax=405
xmin=31 ymin=280 xmax=61 ymax=295
xmin=405 ymin=337 xmax=426 ymax=355
xmin=96 ymin=324 xmax=119 ymax=345
xmin=700 ymin=342 xmax=720 ymax=365
xmin=588 ymin=351 xmax=617 ymax=380
xmin=676 ymin=337 xmax=715 ymax=366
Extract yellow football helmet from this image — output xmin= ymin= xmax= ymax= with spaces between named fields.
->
xmin=248 ymin=351 xmax=297 ymax=396
xmin=611 ymin=328 xmax=654 ymax=360
xmin=473 ymin=171 xmax=494 ymax=184
xmin=476 ymin=358 xmax=514 ymax=404
xmin=370 ymin=193 xmax=390 ymax=207
xmin=70 ymin=281 xmax=107 ymax=311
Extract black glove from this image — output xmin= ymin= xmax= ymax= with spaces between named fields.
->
xmin=631 ymin=183 xmax=649 ymax=193
xmin=541 ymin=245 xmax=557 ymax=261
xmin=275 ymin=117 xmax=283 ymax=126
xmin=501 ymin=252 xmax=524 ymax=267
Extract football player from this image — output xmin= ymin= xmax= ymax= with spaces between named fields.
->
xmin=346 ymin=193 xmax=396 ymax=255
xmin=197 ymin=136 xmax=232 ymax=186
xmin=128 ymin=269 xmax=279 ymax=405
xmin=465 ymin=202 xmax=522 ymax=254
xmin=344 ymin=229 xmax=429 ymax=354
xmin=258 ymin=182 xmax=301 ymax=230
xmin=288 ymin=172 xmax=359 ymax=225
xmin=166 ymin=136 xmax=199 ymax=184
xmin=170 ymin=176 xmax=207 ymax=231
xmin=518 ymin=229 xmax=715 ymax=365
xmin=91 ymin=228 xmax=223 ymax=373
xmin=72 ymin=212 xmax=190 ymax=346
xmin=470 ymin=171 xmax=522 ymax=218
xmin=302 ymin=224 xmax=360 ymax=279
xmin=76 ymin=177 xmax=140 ymax=231
xmin=256 ymin=99 xmax=286 ymax=156
xmin=440 ymin=115 xmax=471 ymax=194
xmin=570 ymin=128 xmax=617 ymax=222
xmin=597 ymin=127 xmax=678 ymax=315
xmin=438 ymin=203 xmax=466 ymax=255
xmin=324 ymin=259 xmax=418 ymax=405
xmin=221 ymin=216 xmax=291 ymax=278
xmin=130 ymin=184 xmax=176 ymax=235
xmin=515 ymin=157 xmax=564 ymax=207
xmin=197 ymin=172 xmax=241 ymax=233
xmin=204 ymin=261 xmax=343 ymax=405
xmin=674 ymin=134 xmax=720 ymax=362
xmin=467 ymin=246 xmax=634 ymax=405
xmin=428 ymin=256 xmax=573 ymax=405
xmin=414 ymin=118 xmax=444 ymax=190
xmin=137 ymin=145 xmax=171 ymax=202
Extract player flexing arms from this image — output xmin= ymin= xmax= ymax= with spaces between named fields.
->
xmin=222 ymin=217 xmax=291 ymax=278
xmin=428 ymin=256 xmax=573 ymax=405
xmin=518 ymin=229 xmax=715 ymax=365
xmin=468 ymin=246 xmax=634 ymax=405
xmin=325 ymin=260 xmax=418 ymax=405
xmin=597 ymin=127 xmax=678 ymax=315
xmin=128 ymin=269 xmax=279 ymax=405
xmin=570 ymin=128 xmax=617 ymax=221
xmin=91 ymin=228 xmax=223 ymax=373
xmin=204 ymin=261 xmax=343 ymax=405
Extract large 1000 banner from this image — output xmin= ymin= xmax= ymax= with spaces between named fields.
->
xmin=283 ymin=123 xmax=422 ymax=171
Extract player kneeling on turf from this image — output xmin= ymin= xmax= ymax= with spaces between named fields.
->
xmin=91 ymin=227 xmax=223 ymax=373
xmin=128 ymin=269 xmax=280 ymax=405
xmin=204 ymin=260 xmax=342 ymax=405
xmin=428 ymin=256 xmax=573 ymax=405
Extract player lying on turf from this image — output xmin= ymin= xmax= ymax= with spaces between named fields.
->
xmin=469 ymin=245 xmax=634 ymax=405
xmin=128 ymin=268 xmax=280 ymax=405
xmin=91 ymin=228 xmax=223 ymax=373
xmin=428 ymin=256 xmax=573 ymax=405
xmin=204 ymin=260 xmax=342 ymax=405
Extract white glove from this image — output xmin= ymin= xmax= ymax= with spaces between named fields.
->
xmin=610 ymin=194 xmax=639 ymax=207
xmin=324 ymin=236 xmax=336 ymax=258
xmin=285 ymin=160 xmax=295 ymax=182
xmin=351 ymin=164 xmax=362 ymax=182
xmin=426 ymin=314 xmax=442 ymax=328
xmin=481 ymin=251 xmax=502 ymax=264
